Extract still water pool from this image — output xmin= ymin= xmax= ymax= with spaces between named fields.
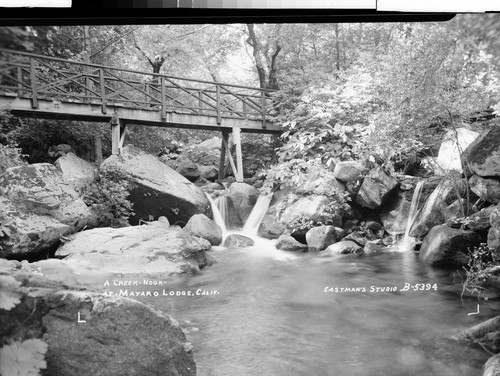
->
xmin=132 ymin=244 xmax=496 ymax=376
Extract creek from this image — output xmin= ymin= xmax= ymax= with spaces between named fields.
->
xmin=113 ymin=192 xmax=497 ymax=376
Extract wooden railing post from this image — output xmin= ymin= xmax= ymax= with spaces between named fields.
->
xmin=17 ymin=66 xmax=22 ymax=96
xmin=216 ymin=84 xmax=222 ymax=124
xmin=261 ymin=91 xmax=266 ymax=129
xmin=29 ymin=58 xmax=38 ymax=109
xmin=145 ymin=82 xmax=150 ymax=105
xmin=99 ymin=68 xmax=107 ymax=114
xmin=161 ymin=77 xmax=166 ymax=120
xmin=198 ymin=90 xmax=203 ymax=115
xmin=242 ymin=100 xmax=248 ymax=120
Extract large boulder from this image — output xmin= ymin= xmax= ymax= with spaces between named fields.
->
xmin=197 ymin=136 xmax=222 ymax=150
xmin=451 ymin=315 xmax=500 ymax=354
xmin=333 ymin=161 xmax=366 ymax=182
xmin=275 ymin=235 xmax=308 ymax=252
xmin=0 ymin=163 xmax=93 ymax=229
xmin=0 ymin=262 xmax=196 ymax=376
xmin=184 ymin=213 xmax=222 ymax=246
xmin=305 ymin=226 xmax=343 ymax=252
xmin=100 ymin=145 xmax=210 ymax=225
xmin=0 ymin=196 xmax=71 ymax=259
xmin=221 ymin=182 xmax=260 ymax=228
xmin=469 ymin=175 xmax=500 ymax=204
xmin=419 ymin=225 xmax=480 ymax=266
xmin=223 ymin=234 xmax=254 ymax=248
xmin=322 ymin=240 xmax=362 ymax=255
xmin=281 ymin=195 xmax=340 ymax=226
xmin=461 ymin=125 xmax=500 ymax=177
xmin=356 ymin=167 xmax=398 ymax=209
xmin=436 ymin=128 xmax=479 ymax=174
xmin=176 ymin=159 xmax=201 ymax=182
xmin=199 ymin=165 xmax=219 ymax=182
xmin=483 ymin=355 xmax=500 ymax=376
xmin=410 ymin=174 xmax=466 ymax=239
xmin=463 ymin=206 xmax=493 ymax=232
xmin=54 ymin=153 xmax=96 ymax=192
xmin=56 ymin=221 xmax=212 ymax=275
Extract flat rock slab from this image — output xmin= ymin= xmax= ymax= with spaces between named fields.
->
xmin=56 ymin=222 xmax=211 ymax=275
xmin=0 ymin=264 xmax=196 ymax=376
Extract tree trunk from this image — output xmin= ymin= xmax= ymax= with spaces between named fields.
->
xmin=246 ymin=24 xmax=281 ymax=90
xmin=83 ymin=26 xmax=103 ymax=165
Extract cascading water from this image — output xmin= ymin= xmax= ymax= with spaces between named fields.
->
xmin=399 ymin=179 xmax=426 ymax=251
xmin=242 ymin=195 xmax=272 ymax=237
xmin=205 ymin=193 xmax=227 ymax=235
xmin=215 ymin=195 xmax=230 ymax=230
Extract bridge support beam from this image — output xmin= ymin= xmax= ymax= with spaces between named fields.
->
xmin=219 ymin=128 xmax=243 ymax=182
xmin=219 ymin=130 xmax=229 ymax=180
xmin=111 ymin=115 xmax=127 ymax=155
xmin=233 ymin=127 xmax=243 ymax=183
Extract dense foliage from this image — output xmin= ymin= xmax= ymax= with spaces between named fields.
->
xmin=1 ymin=17 xmax=500 ymax=184
xmin=82 ymin=173 xmax=134 ymax=228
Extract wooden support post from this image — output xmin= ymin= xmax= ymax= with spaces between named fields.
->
xmin=99 ymin=68 xmax=107 ymax=114
xmin=219 ymin=130 xmax=229 ymax=179
xmin=111 ymin=115 xmax=120 ymax=155
xmin=29 ymin=58 xmax=38 ymax=109
xmin=221 ymin=134 xmax=240 ymax=182
xmin=145 ymin=83 xmax=150 ymax=105
xmin=233 ymin=127 xmax=243 ymax=182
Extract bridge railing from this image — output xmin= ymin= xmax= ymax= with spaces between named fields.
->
xmin=0 ymin=48 xmax=276 ymax=126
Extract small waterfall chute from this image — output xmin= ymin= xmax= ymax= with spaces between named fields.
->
xmin=242 ymin=194 xmax=272 ymax=238
xmin=398 ymin=180 xmax=426 ymax=252
xmin=205 ymin=193 xmax=227 ymax=235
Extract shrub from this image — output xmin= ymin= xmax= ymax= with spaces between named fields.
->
xmin=0 ymin=144 xmax=26 ymax=174
xmin=462 ymin=243 xmax=500 ymax=298
xmin=82 ymin=173 xmax=134 ymax=228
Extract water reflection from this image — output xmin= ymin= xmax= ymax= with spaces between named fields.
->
xmin=130 ymin=248 xmax=492 ymax=376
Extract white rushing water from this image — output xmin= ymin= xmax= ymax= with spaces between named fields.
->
xmin=205 ymin=193 xmax=228 ymax=236
xmin=242 ymin=194 xmax=272 ymax=237
xmin=398 ymin=179 xmax=426 ymax=252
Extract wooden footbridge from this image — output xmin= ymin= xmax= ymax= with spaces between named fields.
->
xmin=0 ymin=48 xmax=283 ymax=182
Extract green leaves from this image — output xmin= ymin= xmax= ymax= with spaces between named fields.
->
xmin=0 ymin=339 xmax=48 ymax=376
xmin=82 ymin=173 xmax=135 ymax=228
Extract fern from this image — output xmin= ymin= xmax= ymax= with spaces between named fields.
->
xmin=0 ymin=339 xmax=48 ymax=376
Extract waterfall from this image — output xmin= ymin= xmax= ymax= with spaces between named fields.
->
xmin=215 ymin=195 xmax=230 ymax=230
xmin=242 ymin=195 xmax=272 ymax=237
xmin=206 ymin=192 xmax=272 ymax=240
xmin=205 ymin=193 xmax=227 ymax=235
xmin=399 ymin=180 xmax=425 ymax=252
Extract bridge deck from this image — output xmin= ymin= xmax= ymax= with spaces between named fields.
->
xmin=0 ymin=48 xmax=282 ymax=134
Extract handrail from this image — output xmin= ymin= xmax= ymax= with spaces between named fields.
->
xmin=0 ymin=48 xmax=276 ymax=126
xmin=0 ymin=48 xmax=276 ymax=92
